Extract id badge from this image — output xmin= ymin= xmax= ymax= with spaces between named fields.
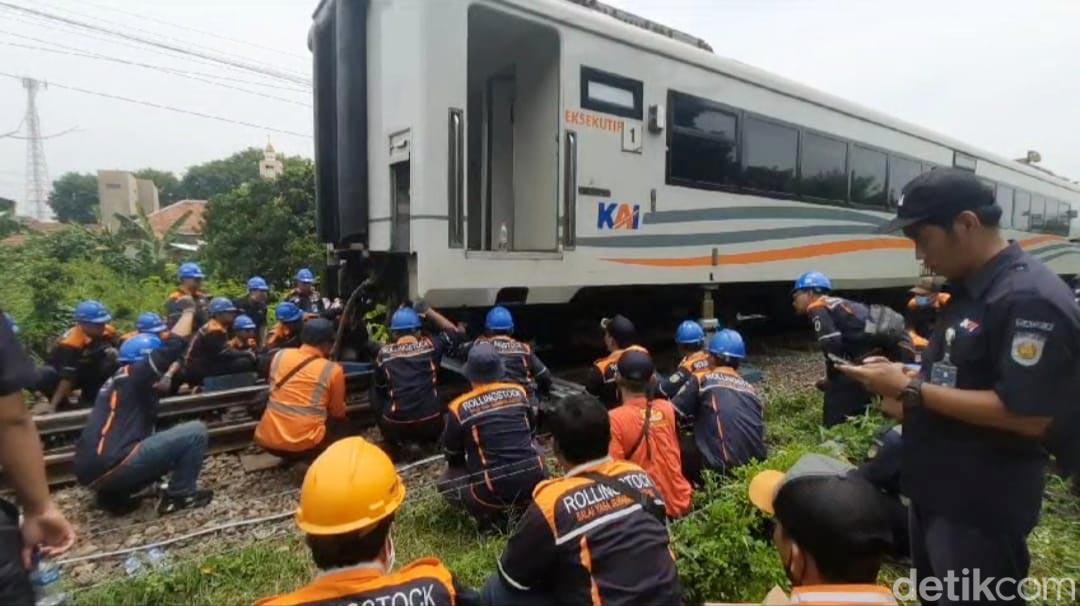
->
xmin=930 ymin=327 xmax=958 ymax=387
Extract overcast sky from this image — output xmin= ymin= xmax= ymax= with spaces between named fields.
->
xmin=2 ymin=0 xmax=1078 ymax=210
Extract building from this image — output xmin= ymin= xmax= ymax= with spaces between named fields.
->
xmin=259 ymin=142 xmax=284 ymax=180
xmin=147 ymin=199 xmax=206 ymax=247
xmin=97 ymin=170 xmax=160 ymax=230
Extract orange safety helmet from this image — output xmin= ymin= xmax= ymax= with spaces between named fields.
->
xmin=296 ymin=437 xmax=406 ymax=535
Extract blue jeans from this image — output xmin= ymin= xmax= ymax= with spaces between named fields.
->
xmin=95 ymin=421 xmax=209 ymax=499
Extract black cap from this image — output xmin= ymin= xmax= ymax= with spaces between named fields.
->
xmin=878 ymin=167 xmax=995 ymax=234
xmin=465 ymin=342 xmax=505 ymax=384
xmin=616 ymin=348 xmax=654 ymax=382
xmin=301 ymin=318 xmax=335 ymax=346
xmin=601 ymin=314 xmax=636 ymax=348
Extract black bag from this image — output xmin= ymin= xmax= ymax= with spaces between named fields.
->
xmin=865 ymin=304 xmax=908 ymax=346
xmin=580 ymin=470 xmax=667 ymax=522
xmin=247 ymin=354 xmax=321 ymax=419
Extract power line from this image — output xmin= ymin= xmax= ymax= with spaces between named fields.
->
xmin=0 ymin=71 xmax=312 ymax=139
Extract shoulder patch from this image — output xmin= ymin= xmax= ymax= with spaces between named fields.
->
xmin=1010 ymin=332 xmax=1046 ymax=367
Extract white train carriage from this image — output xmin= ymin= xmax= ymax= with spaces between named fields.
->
xmin=310 ymin=0 xmax=1080 ymax=313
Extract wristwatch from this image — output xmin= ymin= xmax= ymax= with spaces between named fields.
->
xmin=902 ymin=378 xmax=924 ymax=411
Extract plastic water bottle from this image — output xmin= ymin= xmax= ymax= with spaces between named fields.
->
xmin=123 ymin=553 xmax=144 ymax=576
xmin=147 ymin=547 xmax=169 ymax=570
xmin=30 ymin=557 xmax=67 ymax=606
xmin=498 ymin=222 xmax=509 ymax=251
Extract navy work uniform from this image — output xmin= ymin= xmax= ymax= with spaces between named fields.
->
xmin=182 ymin=319 xmax=256 ymax=385
xmin=373 ymin=332 xmax=459 ymax=448
xmin=36 ymin=324 xmax=119 ymax=407
xmin=657 ymin=349 xmax=711 ymax=399
xmin=233 ymin=295 xmax=268 ymax=346
xmin=464 ymin=335 xmax=552 ymax=404
xmin=585 ymin=345 xmax=649 ymax=408
xmin=906 ymin=242 xmax=1080 ymax=602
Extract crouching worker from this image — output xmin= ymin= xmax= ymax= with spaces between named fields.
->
xmin=483 ymin=393 xmax=682 ymax=606
xmin=33 ymin=300 xmax=119 ymax=413
xmin=74 ymin=307 xmax=213 ymax=515
xmin=437 ymin=343 xmax=546 ymax=531
xmin=257 ymin=437 xmax=481 ymax=606
xmin=183 ymin=297 xmax=256 ymax=386
xmin=255 ymin=319 xmax=349 ymax=462
xmin=747 ymin=453 xmax=896 ymax=605
xmin=266 ymin=301 xmax=305 ymax=351
xmin=673 ymin=329 xmax=766 ymax=485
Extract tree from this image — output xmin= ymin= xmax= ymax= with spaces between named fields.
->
xmin=48 ymin=172 xmax=99 ymax=224
xmin=200 ymin=160 xmax=322 ymax=287
xmin=133 ymin=168 xmax=183 ymax=206
xmin=0 ymin=196 xmax=14 ymax=213
xmin=179 ymin=147 xmax=309 ymax=201
xmin=113 ymin=205 xmax=192 ymax=276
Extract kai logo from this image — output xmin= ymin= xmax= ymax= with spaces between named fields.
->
xmin=597 ymin=202 xmax=640 ymax=230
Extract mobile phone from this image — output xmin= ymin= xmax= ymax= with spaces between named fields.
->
xmin=827 ymin=353 xmax=855 ymax=367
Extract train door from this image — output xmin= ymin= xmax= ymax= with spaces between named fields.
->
xmin=466 ymin=6 xmax=560 ymax=252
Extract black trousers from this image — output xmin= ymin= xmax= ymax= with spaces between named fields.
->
xmin=34 ymin=360 xmax=116 ymax=407
xmin=909 ymin=504 xmax=1031 ymax=606
xmin=823 ymin=383 xmax=872 ymax=427
xmin=0 ymin=500 xmax=33 ymax=605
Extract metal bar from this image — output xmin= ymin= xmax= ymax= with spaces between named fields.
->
xmin=563 ymin=130 xmax=577 ymax=249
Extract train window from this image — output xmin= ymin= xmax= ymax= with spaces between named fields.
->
xmin=995 ymin=184 xmax=1014 ymax=229
xmin=742 ymin=116 xmax=797 ymax=195
xmin=668 ymin=91 xmax=739 ymax=188
xmin=954 ymin=151 xmax=977 ymax=171
xmin=851 ymin=145 xmax=888 ymax=207
xmin=1059 ymin=202 xmax=1074 ymax=236
xmin=1030 ymin=194 xmax=1046 ymax=229
xmin=888 ymin=156 xmax=921 ymax=207
xmin=799 ymin=132 xmax=848 ymax=202
xmin=1013 ymin=190 xmax=1031 ymax=231
xmin=581 ymin=67 xmax=642 ymax=120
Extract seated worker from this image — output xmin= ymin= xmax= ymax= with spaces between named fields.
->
xmin=657 ymin=320 xmax=711 ymax=399
xmin=229 ymin=314 xmax=258 ymax=352
xmin=119 ymin=312 xmax=168 ymax=344
xmin=182 ymin=297 xmax=256 ymax=386
xmin=286 ymin=268 xmax=337 ymax=317
xmin=256 ymin=437 xmax=481 ymax=606
xmin=33 ymin=300 xmax=119 ymax=414
xmin=165 ymin=262 xmax=211 ymax=328
xmin=74 ymin=306 xmax=213 ymax=515
xmin=483 ymin=393 xmax=681 ymax=606
xmin=585 ymin=314 xmax=647 ymax=408
xmin=437 ymin=342 xmax=547 ymax=530
xmin=234 ymin=276 xmax=270 ymax=347
xmin=461 ymin=306 xmax=552 ymax=406
xmin=672 ymin=329 xmax=766 ymax=485
xmin=608 ymin=349 xmax=693 ymax=518
xmin=852 ymin=425 xmax=910 ymax=558
xmin=373 ymin=304 xmax=462 ymax=457
xmin=905 ymin=276 xmax=950 ymax=340
xmin=265 ymin=301 xmax=304 ymax=351
xmin=254 ymin=319 xmax=349 ymax=462
xmin=747 ymin=453 xmax=896 ymax=605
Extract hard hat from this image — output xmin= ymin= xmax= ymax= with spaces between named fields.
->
xmin=295 ymin=268 xmax=315 ymax=284
xmin=390 ymin=307 xmax=421 ymax=331
xmin=233 ymin=314 xmax=257 ymax=331
xmin=119 ymin=333 xmax=163 ymax=364
xmin=296 ymin=437 xmax=406 ymax=536
xmin=674 ymin=320 xmax=705 ymax=345
xmin=275 ymin=301 xmax=303 ymax=323
xmin=74 ymin=300 xmax=112 ymax=324
xmin=136 ymin=312 xmax=167 ymax=334
xmin=485 ymin=306 xmax=514 ymax=332
xmin=708 ymin=329 xmax=746 ymax=359
xmin=792 ymin=271 xmax=832 ymax=293
xmin=177 ymin=262 xmax=205 ymax=280
xmin=247 ymin=276 xmax=269 ymax=292
xmin=208 ymin=297 xmax=238 ymax=316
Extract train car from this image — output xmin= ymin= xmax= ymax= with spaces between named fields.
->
xmin=309 ymin=0 xmax=1080 ymax=325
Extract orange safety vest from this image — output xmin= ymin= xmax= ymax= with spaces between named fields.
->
xmin=256 ymin=558 xmax=458 ymax=606
xmin=608 ymin=395 xmax=693 ymax=517
xmin=593 ymin=344 xmax=650 ymax=383
xmin=254 ymin=345 xmax=346 ymax=452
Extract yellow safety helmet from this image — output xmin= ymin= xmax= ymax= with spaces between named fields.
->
xmin=296 ymin=437 xmax=406 ymax=535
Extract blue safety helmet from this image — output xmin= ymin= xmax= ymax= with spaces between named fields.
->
xmin=485 ymin=306 xmax=514 ymax=332
xmin=674 ymin=320 xmax=705 ymax=345
xmin=136 ymin=312 xmax=167 ymax=334
xmin=118 ymin=333 xmax=163 ymax=364
xmin=707 ymin=329 xmax=746 ymax=359
xmin=177 ymin=262 xmax=205 ymax=281
xmin=275 ymin=301 xmax=303 ymax=323
xmin=74 ymin=300 xmax=112 ymax=324
xmin=208 ymin=297 xmax=237 ymax=316
xmin=792 ymin=271 xmax=832 ymax=293
xmin=247 ymin=276 xmax=269 ymax=292
xmin=295 ymin=268 xmax=315 ymax=284
xmin=233 ymin=314 xmax=257 ymax=331
xmin=390 ymin=307 xmax=422 ymax=332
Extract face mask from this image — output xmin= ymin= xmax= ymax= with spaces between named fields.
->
xmin=915 ymin=296 xmax=932 ymax=306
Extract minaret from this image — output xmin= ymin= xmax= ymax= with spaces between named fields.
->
xmin=259 ymin=139 xmax=284 ymax=180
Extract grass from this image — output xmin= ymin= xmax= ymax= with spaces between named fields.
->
xmin=71 ymin=388 xmax=1080 ymax=605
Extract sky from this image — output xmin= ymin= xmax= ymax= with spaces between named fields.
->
xmin=2 ymin=0 xmax=1079 ymax=212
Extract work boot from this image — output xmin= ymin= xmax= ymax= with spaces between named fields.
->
xmin=157 ymin=489 xmax=214 ymax=515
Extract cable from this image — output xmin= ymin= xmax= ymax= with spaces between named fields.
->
xmin=0 ymin=71 xmax=311 ymax=138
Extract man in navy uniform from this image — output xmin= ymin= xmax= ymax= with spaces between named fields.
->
xmin=841 ymin=168 xmax=1080 ymax=606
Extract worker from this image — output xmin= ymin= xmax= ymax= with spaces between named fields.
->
xmin=265 ymin=301 xmax=304 ymax=351
xmin=229 ymin=314 xmax=258 ymax=352
xmin=120 ymin=312 xmax=169 ymax=344
xmin=286 ymin=268 xmax=333 ymax=317
xmin=608 ymin=348 xmax=693 ymax=518
xmin=254 ymin=319 xmax=349 ymax=462
xmin=372 ymin=303 xmax=462 ymax=457
xmin=461 ymin=306 xmax=552 ymax=406
xmin=438 ymin=342 xmax=547 ymax=530
xmin=584 ymin=314 xmax=647 ymax=408
xmin=839 ymin=168 xmax=1080 ymax=606
xmin=791 ymin=271 xmax=914 ymax=427
xmin=0 ymin=307 xmax=77 ymax=603
xmin=906 ymin=276 xmax=951 ymax=340
xmin=74 ymin=306 xmax=214 ymax=515
xmin=851 ymin=425 xmax=910 ymax=558
xmin=182 ymin=297 xmax=256 ymax=386
xmin=256 ymin=437 xmax=481 ymax=606
xmin=33 ymin=300 xmax=119 ymax=414
xmin=165 ymin=262 xmax=211 ymax=328
xmin=234 ymin=276 xmax=270 ymax=346
xmin=747 ymin=453 xmax=896 ymax=605
xmin=483 ymin=393 xmax=681 ymax=605
xmin=672 ymin=329 xmax=766 ymax=485
xmin=657 ymin=320 xmax=710 ymax=399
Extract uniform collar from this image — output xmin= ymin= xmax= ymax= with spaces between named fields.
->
xmin=961 ymin=241 xmax=1023 ymax=299
xmin=566 ymin=456 xmax=613 ymax=477
xmin=620 ymin=395 xmax=650 ymax=409
xmin=298 ymin=344 xmax=326 ymax=358
xmin=789 ymin=584 xmax=897 ymax=604
xmin=315 ymin=560 xmax=384 ymax=580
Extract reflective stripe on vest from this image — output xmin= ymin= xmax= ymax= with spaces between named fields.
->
xmin=267 ymin=355 xmax=336 ymax=419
